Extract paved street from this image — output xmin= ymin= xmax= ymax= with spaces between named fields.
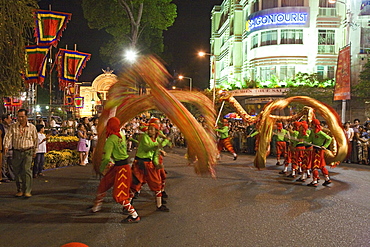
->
xmin=0 ymin=148 xmax=369 ymax=247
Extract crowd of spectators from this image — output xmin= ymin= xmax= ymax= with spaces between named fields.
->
xmin=1 ymin=113 xmax=369 ymax=185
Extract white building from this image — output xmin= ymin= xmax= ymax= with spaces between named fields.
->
xmin=209 ymin=0 xmax=370 ymax=90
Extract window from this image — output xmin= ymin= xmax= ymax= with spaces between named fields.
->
xmin=317 ymin=66 xmax=324 ymax=80
xmin=280 ymin=66 xmax=296 ymax=80
xmin=281 ymin=29 xmax=303 ymax=44
xmin=318 ymin=30 xmax=335 ymax=53
xmin=262 ymin=0 xmax=278 ymax=10
xmin=261 ymin=30 xmax=277 ymax=46
xmin=252 ymin=0 xmax=259 ymax=13
xmin=260 ymin=66 xmax=276 ymax=81
xmin=319 ymin=0 xmax=336 ymax=8
xmin=251 ymin=34 xmax=258 ymax=49
xmin=328 ymin=66 xmax=335 ymax=79
xmin=282 ymin=0 xmax=304 ymax=7
xmin=318 ymin=0 xmax=336 ymax=16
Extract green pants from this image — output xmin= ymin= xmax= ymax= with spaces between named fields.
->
xmin=13 ymin=150 xmax=33 ymax=194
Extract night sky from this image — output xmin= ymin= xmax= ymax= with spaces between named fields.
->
xmin=37 ymin=0 xmax=221 ymax=90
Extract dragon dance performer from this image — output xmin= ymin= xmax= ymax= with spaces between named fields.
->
xmin=307 ymin=119 xmax=333 ymax=187
xmin=130 ymin=122 xmax=170 ymax=212
xmin=215 ymin=119 xmax=237 ymax=160
xmin=273 ymin=122 xmax=289 ymax=166
xmin=296 ymin=121 xmax=312 ymax=182
xmin=147 ymin=118 xmax=171 ymax=200
xmin=91 ymin=117 xmax=140 ymax=223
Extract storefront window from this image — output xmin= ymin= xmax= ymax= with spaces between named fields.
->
xmin=280 ymin=66 xmax=295 ymax=80
xmin=261 ymin=30 xmax=277 ymax=46
xmin=260 ymin=66 xmax=276 ymax=81
xmin=281 ymin=29 xmax=303 ymax=44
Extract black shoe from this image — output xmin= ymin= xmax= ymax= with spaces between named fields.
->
xmin=162 ymin=191 xmax=168 ymax=198
xmin=122 ymin=215 xmax=140 ymax=223
xmin=156 ymin=205 xmax=169 ymax=212
xmin=279 ymin=171 xmax=287 ymax=174
xmin=287 ymin=174 xmax=296 ymax=178
xmin=296 ymin=178 xmax=306 ymax=182
xmin=322 ymin=180 xmax=332 ymax=186
xmin=276 ymin=162 xmax=281 ymax=166
xmin=233 ymin=154 xmax=238 ymax=160
xmin=307 ymin=182 xmax=318 ymax=187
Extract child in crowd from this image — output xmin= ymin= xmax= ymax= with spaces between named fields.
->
xmin=33 ymin=125 xmax=47 ymax=178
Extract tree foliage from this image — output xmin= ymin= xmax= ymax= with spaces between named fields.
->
xmin=82 ymin=0 xmax=177 ymax=66
xmin=353 ymin=59 xmax=370 ymax=99
xmin=0 ymin=0 xmax=38 ymax=97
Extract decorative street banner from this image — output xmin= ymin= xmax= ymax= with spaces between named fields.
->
xmin=34 ymin=10 xmax=72 ymax=47
xmin=64 ymin=95 xmax=73 ymax=105
xmin=334 ymin=45 xmax=351 ymax=101
xmin=55 ymin=49 xmax=91 ymax=89
xmin=25 ymin=45 xmax=50 ymax=86
xmin=74 ymin=97 xmax=84 ymax=108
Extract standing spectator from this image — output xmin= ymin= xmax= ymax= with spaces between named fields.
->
xmin=49 ymin=117 xmax=57 ymax=135
xmin=1 ymin=114 xmax=14 ymax=181
xmin=352 ymin=119 xmax=361 ymax=164
xmin=90 ymin=118 xmax=99 ymax=158
xmin=3 ymin=109 xmax=38 ymax=197
xmin=82 ymin=117 xmax=92 ymax=164
xmin=343 ymin=122 xmax=354 ymax=163
xmin=76 ymin=124 xmax=88 ymax=166
xmin=357 ymin=126 xmax=369 ymax=165
xmin=33 ymin=125 xmax=47 ymax=178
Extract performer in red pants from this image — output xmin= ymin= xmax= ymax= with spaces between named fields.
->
xmin=308 ymin=119 xmax=333 ymax=187
xmin=215 ymin=119 xmax=237 ymax=160
xmin=91 ymin=117 xmax=140 ymax=223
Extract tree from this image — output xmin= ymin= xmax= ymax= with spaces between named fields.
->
xmin=0 ymin=0 xmax=39 ymax=98
xmin=82 ymin=0 xmax=177 ymax=66
xmin=353 ymin=59 xmax=370 ymax=99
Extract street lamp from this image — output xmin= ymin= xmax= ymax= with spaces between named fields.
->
xmin=178 ymin=75 xmax=193 ymax=91
xmin=198 ymin=51 xmax=217 ymax=105
xmin=124 ymin=48 xmax=138 ymax=64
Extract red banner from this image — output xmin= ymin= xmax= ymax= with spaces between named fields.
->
xmin=25 ymin=45 xmax=50 ymax=86
xmin=334 ymin=45 xmax=351 ymax=101
xmin=55 ymin=49 xmax=91 ymax=89
xmin=34 ymin=10 xmax=72 ymax=47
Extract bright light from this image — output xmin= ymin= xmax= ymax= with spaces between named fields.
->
xmin=198 ymin=51 xmax=206 ymax=57
xmin=178 ymin=75 xmax=184 ymax=80
xmin=45 ymin=106 xmax=49 ymax=109
xmin=328 ymin=0 xmax=336 ymax=3
xmin=172 ymin=86 xmax=176 ymax=90
xmin=124 ymin=49 xmax=138 ymax=63
xmin=58 ymin=107 xmax=62 ymax=111
xmin=36 ymin=105 xmax=41 ymax=112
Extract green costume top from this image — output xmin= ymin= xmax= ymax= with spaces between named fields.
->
xmin=215 ymin=125 xmax=229 ymax=139
xmin=290 ymin=130 xmax=300 ymax=147
xmin=100 ymin=132 xmax=128 ymax=173
xmin=274 ymin=129 xmax=289 ymax=142
xmin=309 ymin=130 xmax=332 ymax=148
xmin=136 ymin=133 xmax=160 ymax=159
xmin=296 ymin=129 xmax=311 ymax=145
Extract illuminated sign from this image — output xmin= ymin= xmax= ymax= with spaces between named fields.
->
xmin=247 ymin=7 xmax=310 ymax=34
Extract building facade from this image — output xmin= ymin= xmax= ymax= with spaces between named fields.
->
xmin=210 ymin=0 xmax=370 ymax=90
